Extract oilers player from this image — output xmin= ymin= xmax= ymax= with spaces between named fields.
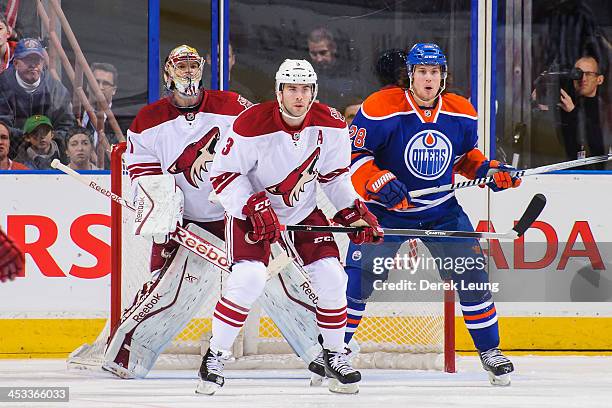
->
xmin=200 ymin=59 xmax=382 ymax=395
xmin=344 ymin=43 xmax=521 ymax=386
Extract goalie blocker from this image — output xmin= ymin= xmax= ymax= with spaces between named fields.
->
xmin=133 ymin=174 xmax=184 ymax=245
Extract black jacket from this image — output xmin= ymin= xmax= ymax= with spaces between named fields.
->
xmin=560 ymin=94 xmax=611 ymax=168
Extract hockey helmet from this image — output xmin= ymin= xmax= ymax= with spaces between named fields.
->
xmin=406 ymin=43 xmax=448 ymax=79
xmin=164 ymin=45 xmax=204 ymax=97
xmin=376 ymin=48 xmax=408 ymax=87
xmin=275 ymin=59 xmax=318 ymax=119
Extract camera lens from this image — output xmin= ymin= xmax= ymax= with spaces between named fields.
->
xmin=570 ymin=67 xmax=584 ymax=80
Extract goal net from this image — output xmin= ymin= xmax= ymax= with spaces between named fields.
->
xmin=68 ymin=142 xmax=455 ymax=372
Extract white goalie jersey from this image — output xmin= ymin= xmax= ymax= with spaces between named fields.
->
xmin=210 ymin=101 xmax=360 ymax=224
xmin=125 ymin=91 xmax=252 ymax=222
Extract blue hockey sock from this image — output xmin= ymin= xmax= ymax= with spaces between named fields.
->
xmin=345 ymin=297 xmax=366 ymax=344
xmin=461 ymin=300 xmax=500 ymax=351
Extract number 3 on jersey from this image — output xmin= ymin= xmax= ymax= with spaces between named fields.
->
xmin=221 ymin=137 xmax=234 ymax=155
xmin=349 ymin=125 xmax=366 ymax=148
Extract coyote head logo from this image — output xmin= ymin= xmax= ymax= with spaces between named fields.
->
xmin=168 ymin=127 xmax=220 ymax=188
xmin=266 ymin=148 xmax=320 ymax=207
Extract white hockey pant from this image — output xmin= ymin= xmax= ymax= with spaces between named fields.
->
xmin=303 ymin=257 xmax=348 ymax=351
xmin=210 ymin=260 xmax=267 ymax=351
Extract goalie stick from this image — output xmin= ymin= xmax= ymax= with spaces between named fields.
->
xmin=50 ymin=158 xmax=296 ymax=276
xmin=283 ymin=193 xmax=547 ymax=240
xmin=51 ymin=159 xmax=234 ymax=272
xmin=409 ymin=154 xmax=612 ymax=198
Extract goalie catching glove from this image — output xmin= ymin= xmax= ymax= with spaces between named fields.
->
xmin=475 ymin=160 xmax=522 ymax=192
xmin=242 ymin=191 xmax=281 ymax=243
xmin=133 ymin=174 xmax=184 ymax=244
xmin=332 ymin=199 xmax=384 ymax=244
xmin=364 ymin=170 xmax=411 ymax=210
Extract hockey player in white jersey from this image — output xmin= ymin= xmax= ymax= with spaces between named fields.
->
xmin=199 ymin=59 xmax=383 ymax=395
xmin=100 ymin=44 xmax=252 ymax=379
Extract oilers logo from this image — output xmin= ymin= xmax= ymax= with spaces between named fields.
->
xmin=404 ymin=130 xmax=452 ymax=180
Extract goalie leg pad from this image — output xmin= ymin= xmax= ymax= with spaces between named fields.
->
xmin=103 ymin=223 xmax=223 ymax=378
xmin=257 ymin=244 xmax=321 ymax=365
xmin=102 ymin=338 xmax=157 ymax=379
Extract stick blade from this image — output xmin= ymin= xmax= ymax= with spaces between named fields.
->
xmin=512 ymin=193 xmax=547 ymax=237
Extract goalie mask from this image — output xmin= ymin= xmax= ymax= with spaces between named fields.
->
xmin=275 ymin=59 xmax=318 ymax=120
xmin=164 ymin=45 xmax=205 ymax=98
xmin=406 ymin=43 xmax=448 ymax=101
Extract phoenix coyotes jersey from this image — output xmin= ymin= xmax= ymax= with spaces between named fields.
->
xmin=210 ymin=101 xmax=360 ymax=225
xmin=350 ymin=87 xmax=485 ymax=222
xmin=125 ymin=91 xmax=252 ymax=222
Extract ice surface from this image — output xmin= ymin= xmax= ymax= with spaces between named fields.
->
xmin=1 ymin=355 xmax=611 ymax=407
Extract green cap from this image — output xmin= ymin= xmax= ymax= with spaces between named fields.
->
xmin=23 ymin=115 xmax=53 ymax=134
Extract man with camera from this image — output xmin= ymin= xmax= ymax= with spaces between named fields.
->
xmin=534 ymin=56 xmax=609 ymax=168
xmin=558 ymin=56 xmax=609 ymax=168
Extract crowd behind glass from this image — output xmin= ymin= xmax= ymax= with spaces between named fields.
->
xmin=0 ymin=0 xmax=609 ymax=171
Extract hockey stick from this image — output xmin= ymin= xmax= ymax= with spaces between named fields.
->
xmin=50 ymin=159 xmax=293 ymax=276
xmin=283 ymin=193 xmax=546 ymax=240
xmin=409 ymin=154 xmax=612 ymax=198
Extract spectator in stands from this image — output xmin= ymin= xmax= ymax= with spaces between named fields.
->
xmin=532 ymin=55 xmax=610 ymax=169
xmin=306 ymin=27 xmax=363 ymax=109
xmin=1 ymin=0 xmax=40 ymax=39
xmin=343 ymin=98 xmax=363 ymax=126
xmin=64 ymin=126 xmax=98 ymax=170
xmin=558 ymin=55 xmax=610 ymax=167
xmin=0 ymin=119 xmax=27 ymax=170
xmin=0 ymin=14 xmax=16 ymax=74
xmin=13 ymin=114 xmax=66 ymax=169
xmin=308 ymin=28 xmax=337 ymax=71
xmin=0 ymin=37 xmax=75 ymax=157
xmin=82 ymin=62 xmax=120 ymax=148
xmin=344 ymin=103 xmax=360 ymax=126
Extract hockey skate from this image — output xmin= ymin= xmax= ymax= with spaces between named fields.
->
xmin=479 ymin=347 xmax=514 ymax=386
xmin=308 ymin=350 xmax=326 ymax=386
xmin=308 ymin=335 xmax=357 ymax=387
xmin=323 ymin=348 xmax=361 ymax=394
xmin=309 ymin=346 xmax=357 ymax=386
xmin=195 ymin=348 xmax=230 ymax=395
